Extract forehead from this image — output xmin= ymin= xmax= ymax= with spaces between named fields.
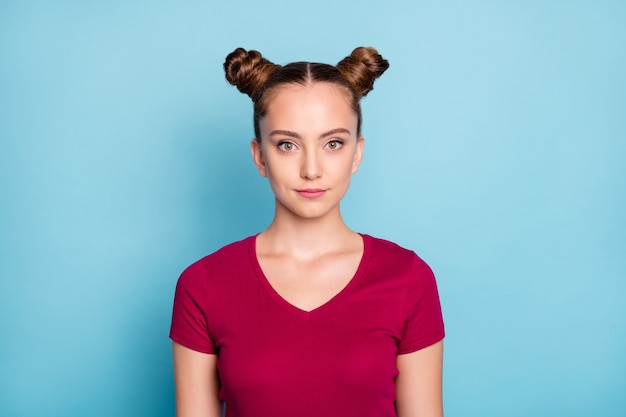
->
xmin=261 ymin=82 xmax=357 ymax=133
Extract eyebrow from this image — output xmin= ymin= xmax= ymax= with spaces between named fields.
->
xmin=268 ymin=128 xmax=352 ymax=140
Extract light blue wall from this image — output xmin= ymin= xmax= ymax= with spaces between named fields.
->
xmin=1 ymin=1 xmax=624 ymax=416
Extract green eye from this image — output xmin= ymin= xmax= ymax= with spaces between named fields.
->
xmin=279 ymin=142 xmax=294 ymax=151
xmin=326 ymin=140 xmax=343 ymax=150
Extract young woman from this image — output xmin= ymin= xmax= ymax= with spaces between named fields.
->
xmin=170 ymin=47 xmax=445 ymax=417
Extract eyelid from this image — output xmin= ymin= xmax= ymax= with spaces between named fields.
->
xmin=277 ymin=140 xmax=298 ymax=151
xmin=324 ymin=138 xmax=344 ymax=150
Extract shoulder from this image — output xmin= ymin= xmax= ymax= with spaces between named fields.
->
xmin=365 ymin=234 xmax=414 ymax=257
xmin=363 ymin=234 xmax=432 ymax=275
xmin=177 ymin=235 xmax=254 ymax=286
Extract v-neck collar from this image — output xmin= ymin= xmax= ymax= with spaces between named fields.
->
xmin=248 ymin=233 xmax=371 ymax=320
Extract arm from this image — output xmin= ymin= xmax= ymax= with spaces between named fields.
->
xmin=395 ymin=340 xmax=444 ymax=417
xmin=173 ymin=342 xmax=223 ymax=417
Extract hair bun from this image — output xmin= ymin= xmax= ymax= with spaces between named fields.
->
xmin=336 ymin=47 xmax=389 ymax=98
xmin=224 ymin=48 xmax=280 ymax=100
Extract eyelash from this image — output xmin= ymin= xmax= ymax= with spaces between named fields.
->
xmin=276 ymin=139 xmax=344 ymax=152
xmin=325 ymin=140 xmax=344 ymax=150
xmin=277 ymin=141 xmax=296 ymax=152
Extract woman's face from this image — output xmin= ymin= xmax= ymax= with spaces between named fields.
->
xmin=252 ymin=82 xmax=364 ymax=221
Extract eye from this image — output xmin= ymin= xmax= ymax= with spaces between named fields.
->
xmin=278 ymin=141 xmax=296 ymax=152
xmin=325 ymin=140 xmax=343 ymax=150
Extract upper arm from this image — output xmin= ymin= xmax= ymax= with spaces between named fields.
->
xmin=173 ymin=342 xmax=223 ymax=417
xmin=395 ymin=340 xmax=444 ymax=417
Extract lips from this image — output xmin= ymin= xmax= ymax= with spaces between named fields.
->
xmin=296 ymin=188 xmax=326 ymax=199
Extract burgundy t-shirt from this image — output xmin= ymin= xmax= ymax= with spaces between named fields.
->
xmin=170 ymin=234 xmax=444 ymax=417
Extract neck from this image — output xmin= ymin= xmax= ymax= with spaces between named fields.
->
xmin=258 ymin=201 xmax=358 ymax=258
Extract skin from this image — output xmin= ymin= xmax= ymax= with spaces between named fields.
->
xmin=251 ymin=82 xmax=365 ymax=312
xmin=173 ymin=81 xmax=443 ymax=417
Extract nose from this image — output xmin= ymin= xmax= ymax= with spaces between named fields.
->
xmin=300 ymin=148 xmax=322 ymax=180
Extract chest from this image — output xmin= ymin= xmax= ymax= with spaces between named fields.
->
xmin=214 ymin=295 xmax=402 ymax=417
xmin=202 ymin=240 xmax=413 ymax=416
xmin=257 ymin=251 xmax=362 ymax=312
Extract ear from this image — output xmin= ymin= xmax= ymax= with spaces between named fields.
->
xmin=351 ymin=136 xmax=364 ymax=174
xmin=250 ymin=138 xmax=268 ymax=177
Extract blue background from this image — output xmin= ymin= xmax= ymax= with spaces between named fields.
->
xmin=1 ymin=1 xmax=624 ymax=416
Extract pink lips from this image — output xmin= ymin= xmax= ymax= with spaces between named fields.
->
xmin=296 ymin=188 xmax=326 ymax=199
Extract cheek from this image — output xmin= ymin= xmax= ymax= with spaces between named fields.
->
xmin=264 ymin=156 xmax=293 ymax=182
xmin=331 ymin=159 xmax=357 ymax=184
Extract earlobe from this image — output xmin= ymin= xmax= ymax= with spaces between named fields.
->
xmin=352 ymin=136 xmax=364 ymax=174
xmin=250 ymin=138 xmax=268 ymax=177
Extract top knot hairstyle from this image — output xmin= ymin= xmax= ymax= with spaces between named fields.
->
xmin=224 ymin=47 xmax=389 ymax=138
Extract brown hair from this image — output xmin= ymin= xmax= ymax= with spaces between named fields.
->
xmin=224 ymin=47 xmax=389 ymax=139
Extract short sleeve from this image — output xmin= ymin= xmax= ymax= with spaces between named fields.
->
xmin=397 ymin=255 xmax=445 ymax=354
xmin=169 ymin=260 xmax=216 ymax=354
